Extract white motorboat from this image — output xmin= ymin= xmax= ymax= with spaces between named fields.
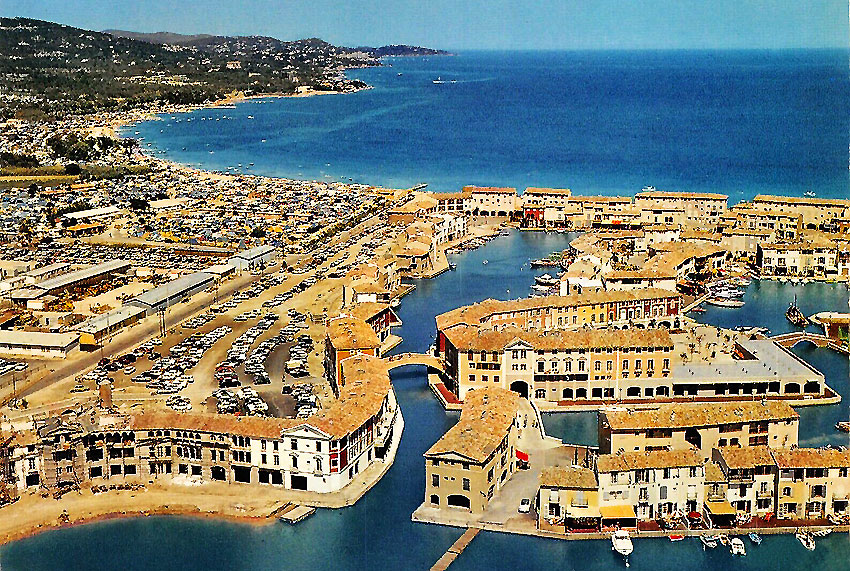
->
xmin=706 ymin=298 xmax=745 ymax=308
xmin=700 ymin=534 xmax=719 ymax=549
xmin=534 ymin=273 xmax=558 ymax=286
xmin=796 ymin=530 xmax=816 ymax=551
xmin=730 ymin=537 xmax=746 ymax=556
xmin=612 ymin=529 xmax=633 ymax=566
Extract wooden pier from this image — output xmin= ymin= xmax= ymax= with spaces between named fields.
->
xmin=276 ymin=503 xmax=317 ymax=524
xmin=430 ymin=527 xmax=480 ymax=571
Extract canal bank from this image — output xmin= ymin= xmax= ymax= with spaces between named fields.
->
xmin=1 ymin=230 xmax=849 ymax=571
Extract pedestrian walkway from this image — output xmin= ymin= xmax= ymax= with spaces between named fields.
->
xmin=430 ymin=527 xmax=480 ymax=571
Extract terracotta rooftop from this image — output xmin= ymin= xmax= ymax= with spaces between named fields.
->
xmin=524 ymin=187 xmax=572 ymax=196
xmin=772 ymin=448 xmax=850 ymax=469
xmin=435 ymin=288 xmax=679 ymax=330
xmin=716 ymin=446 xmax=775 ymax=469
xmin=442 ymin=325 xmax=673 ymax=353
xmin=753 ymin=195 xmax=850 ymax=208
xmin=424 ymin=387 xmax=518 ymax=464
xmin=597 ymin=449 xmax=703 ymax=473
xmin=636 ymin=190 xmax=728 ymax=200
xmin=603 ymin=401 xmax=798 ymax=431
xmin=326 ymin=316 xmax=380 ymax=350
xmin=704 ymin=461 xmax=726 ymax=483
xmin=463 ymin=185 xmax=517 ymax=194
xmin=539 ymin=465 xmax=597 ymax=489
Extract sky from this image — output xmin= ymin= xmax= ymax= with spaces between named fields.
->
xmin=4 ymin=0 xmax=848 ymax=50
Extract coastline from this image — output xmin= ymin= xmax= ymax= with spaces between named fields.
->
xmin=0 ymin=409 xmax=404 ymax=547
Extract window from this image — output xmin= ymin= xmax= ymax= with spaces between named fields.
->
xmin=462 ymin=478 xmax=470 ymax=491
xmin=432 ymin=474 xmax=440 ymax=487
xmin=622 ymin=360 xmax=629 ymax=370
xmin=660 ymin=486 xmax=668 ymax=500
xmin=290 ymin=439 xmax=298 ymax=450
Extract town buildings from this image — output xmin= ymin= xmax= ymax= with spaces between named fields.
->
xmin=1 ymin=354 xmax=402 ymax=496
xmin=598 ymin=401 xmax=800 ymax=459
xmin=423 ymin=387 xmax=519 ymax=514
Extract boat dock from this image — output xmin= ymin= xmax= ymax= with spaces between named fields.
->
xmin=277 ymin=504 xmax=317 ymax=524
xmin=430 ymin=527 xmax=479 ymax=571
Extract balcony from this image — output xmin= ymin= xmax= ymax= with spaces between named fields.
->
xmin=756 ymin=489 xmax=773 ymax=499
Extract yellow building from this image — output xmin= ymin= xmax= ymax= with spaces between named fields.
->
xmin=773 ymin=448 xmax=850 ymax=520
xmin=599 ymin=401 xmax=799 ymax=459
xmin=423 ymin=387 xmax=519 ymax=514
xmin=537 ymin=465 xmax=599 ymax=532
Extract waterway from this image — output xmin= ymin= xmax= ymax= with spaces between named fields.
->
xmin=131 ymin=50 xmax=850 ymax=202
xmin=2 ymin=230 xmax=848 ymax=570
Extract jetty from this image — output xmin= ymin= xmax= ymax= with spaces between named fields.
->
xmin=430 ymin=527 xmax=480 ymax=571
xmin=277 ymin=504 xmax=317 ymax=524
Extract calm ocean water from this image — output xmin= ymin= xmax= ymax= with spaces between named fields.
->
xmin=130 ymin=50 xmax=850 ymax=201
xmin=5 ymin=52 xmax=849 ymax=569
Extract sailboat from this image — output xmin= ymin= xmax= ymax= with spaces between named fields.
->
xmin=785 ymin=295 xmax=809 ymax=328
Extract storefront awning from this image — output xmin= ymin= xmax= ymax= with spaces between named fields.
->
xmin=600 ymin=505 xmax=636 ymax=519
xmin=516 ymin=450 xmax=529 ymax=462
xmin=705 ymin=501 xmax=736 ymax=515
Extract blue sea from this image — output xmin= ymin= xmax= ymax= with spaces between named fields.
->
xmin=5 ymin=51 xmax=850 ymax=569
xmin=130 ymin=50 xmax=850 ymax=201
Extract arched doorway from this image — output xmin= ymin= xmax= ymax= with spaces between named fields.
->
xmin=510 ymin=380 xmax=529 ymax=398
xmin=447 ymin=494 xmax=471 ymax=510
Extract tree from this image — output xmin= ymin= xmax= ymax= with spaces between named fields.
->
xmin=250 ymin=227 xmax=266 ymax=238
xmin=64 ymin=163 xmax=81 ymax=176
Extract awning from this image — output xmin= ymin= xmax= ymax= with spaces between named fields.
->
xmin=705 ymin=501 xmax=736 ymax=515
xmin=600 ymin=504 xmax=637 ymax=519
xmin=516 ymin=450 xmax=529 ymax=462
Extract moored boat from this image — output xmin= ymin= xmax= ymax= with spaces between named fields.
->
xmin=835 ymin=421 xmax=849 ymax=432
xmin=748 ymin=532 xmax=762 ymax=545
xmin=611 ymin=529 xmax=633 ymax=566
xmin=700 ymin=534 xmax=719 ymax=549
xmin=534 ymin=273 xmax=558 ymax=286
xmin=706 ymin=298 xmax=745 ymax=308
xmin=730 ymin=537 xmax=746 ymax=556
xmin=796 ymin=529 xmax=816 ymax=551
xmin=785 ymin=295 xmax=809 ymax=327
xmin=669 ymin=534 xmax=684 ymax=542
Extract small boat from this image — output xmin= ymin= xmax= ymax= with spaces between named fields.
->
xmin=390 ymin=299 xmax=401 ymax=309
xmin=706 ymin=298 xmax=745 ymax=308
xmin=482 ymin=260 xmax=488 ymax=265
xmin=448 ymin=263 xmax=457 ymax=271
xmin=718 ymin=534 xmax=730 ymax=546
xmin=700 ymin=535 xmax=719 ymax=549
xmin=432 ymin=77 xmax=446 ymax=84
xmin=811 ymin=528 xmax=832 ymax=538
xmin=669 ymin=534 xmax=685 ymax=542
xmin=730 ymin=537 xmax=747 ymax=556
xmin=748 ymin=532 xmax=762 ymax=545
xmin=612 ymin=529 xmax=633 ymax=566
xmin=688 ymin=306 xmax=706 ymax=313
xmin=535 ymin=273 xmax=558 ymax=286
xmin=642 ymin=185 xmax=657 ymax=192
xmin=531 ymin=284 xmax=552 ymax=292
xmin=804 ymin=190 xmax=816 ymax=198
xmin=786 ymin=296 xmax=809 ymax=328
xmin=796 ymin=530 xmax=816 ymax=551
xmin=835 ymin=421 xmax=850 ymax=432
xmin=530 ymin=258 xmax=560 ymax=268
